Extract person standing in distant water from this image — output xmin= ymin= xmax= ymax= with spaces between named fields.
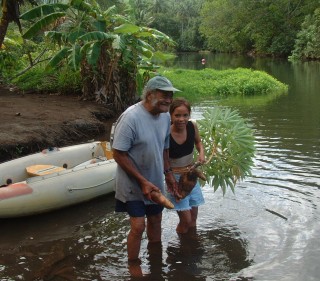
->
xmin=112 ymin=76 xmax=180 ymax=262
xmin=167 ymin=98 xmax=206 ymax=234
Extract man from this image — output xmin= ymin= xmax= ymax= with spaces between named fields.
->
xmin=112 ymin=75 xmax=179 ymax=262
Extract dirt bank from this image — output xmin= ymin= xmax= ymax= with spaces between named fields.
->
xmin=0 ymin=86 xmax=118 ymax=163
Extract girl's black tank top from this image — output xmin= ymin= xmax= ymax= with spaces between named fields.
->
xmin=169 ymin=121 xmax=195 ymax=159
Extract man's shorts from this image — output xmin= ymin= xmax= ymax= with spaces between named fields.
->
xmin=115 ymin=199 xmax=164 ymax=217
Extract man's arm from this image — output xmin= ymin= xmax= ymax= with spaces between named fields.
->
xmin=112 ymin=149 xmax=160 ymax=200
xmin=163 ymin=148 xmax=181 ymax=199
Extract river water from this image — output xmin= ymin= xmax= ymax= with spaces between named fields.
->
xmin=0 ymin=54 xmax=319 ymax=281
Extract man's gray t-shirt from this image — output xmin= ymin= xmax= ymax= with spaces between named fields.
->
xmin=112 ymin=102 xmax=170 ymax=204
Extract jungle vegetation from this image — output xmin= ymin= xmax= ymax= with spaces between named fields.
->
xmin=0 ymin=0 xmax=317 ymax=111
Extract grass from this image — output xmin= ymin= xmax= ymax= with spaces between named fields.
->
xmin=12 ymin=65 xmax=82 ymax=94
xmin=157 ymin=67 xmax=288 ymax=103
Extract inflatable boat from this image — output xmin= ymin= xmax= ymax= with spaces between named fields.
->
xmin=0 ymin=141 xmax=116 ymax=218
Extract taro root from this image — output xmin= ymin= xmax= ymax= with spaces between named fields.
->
xmin=150 ymin=190 xmax=174 ymax=209
xmin=176 ymin=163 xmax=206 ymax=199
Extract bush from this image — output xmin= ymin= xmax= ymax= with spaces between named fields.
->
xmin=290 ymin=8 xmax=320 ymax=60
xmin=159 ymin=67 xmax=288 ymax=102
xmin=13 ymin=65 xmax=82 ymax=95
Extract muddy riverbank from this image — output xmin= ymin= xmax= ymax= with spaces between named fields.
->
xmin=0 ymin=85 xmax=117 ymax=162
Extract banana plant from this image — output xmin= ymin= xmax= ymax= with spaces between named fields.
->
xmin=20 ymin=0 xmax=175 ymax=111
xmin=197 ymin=107 xmax=256 ymax=195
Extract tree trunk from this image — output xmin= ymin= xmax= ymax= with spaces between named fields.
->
xmin=0 ymin=11 xmax=9 ymax=47
xmin=80 ymin=44 xmax=138 ymax=113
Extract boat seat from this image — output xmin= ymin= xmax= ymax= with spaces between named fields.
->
xmin=101 ymin=141 xmax=113 ymax=159
xmin=26 ymin=164 xmax=66 ymax=177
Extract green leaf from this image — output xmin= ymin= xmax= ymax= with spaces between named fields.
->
xmin=137 ymin=39 xmax=154 ymax=52
xmin=45 ymin=31 xmax=64 ymax=45
xmin=71 ymin=44 xmax=81 ymax=70
xmin=114 ymin=23 xmax=140 ymax=34
xmin=199 ymin=107 xmax=256 ymax=195
xmin=136 ymin=46 xmax=153 ymax=59
xmin=46 ymin=47 xmax=70 ymax=70
xmin=103 ymin=5 xmax=116 ymax=17
xmin=22 ymin=12 xmax=66 ymax=39
xmin=86 ymin=42 xmax=102 ymax=67
xmin=79 ymin=31 xmax=115 ymax=42
xmin=67 ymin=30 xmax=87 ymax=44
xmin=70 ymin=0 xmax=95 ymax=14
xmin=20 ymin=4 xmax=69 ymax=20
xmin=136 ymin=31 xmax=153 ymax=38
xmin=93 ymin=20 xmax=106 ymax=32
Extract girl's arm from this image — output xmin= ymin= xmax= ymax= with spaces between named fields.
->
xmin=192 ymin=120 xmax=206 ymax=164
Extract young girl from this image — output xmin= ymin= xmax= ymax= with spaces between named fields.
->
xmin=167 ymin=98 xmax=206 ymax=234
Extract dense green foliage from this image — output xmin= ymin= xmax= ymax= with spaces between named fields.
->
xmin=2 ymin=0 xmax=320 ymax=71
xmin=0 ymin=30 xmax=26 ymax=79
xmin=12 ymin=65 xmax=81 ymax=93
xmin=118 ymin=0 xmax=320 ymax=59
xmin=6 ymin=0 xmax=176 ymax=112
xmin=199 ymin=0 xmax=319 ymax=58
xmin=290 ymin=8 xmax=320 ymax=60
xmin=0 ymin=0 xmax=318 ymax=103
xmin=159 ymin=68 xmax=288 ymax=102
xmin=198 ymin=107 xmax=255 ymax=194
xmin=125 ymin=0 xmax=205 ymax=52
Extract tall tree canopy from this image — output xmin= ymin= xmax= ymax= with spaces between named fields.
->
xmin=199 ymin=0 xmax=319 ymax=57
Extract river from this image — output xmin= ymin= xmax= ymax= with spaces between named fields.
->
xmin=0 ymin=53 xmax=319 ymax=281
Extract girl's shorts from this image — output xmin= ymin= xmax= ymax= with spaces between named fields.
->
xmin=167 ymin=174 xmax=205 ymax=211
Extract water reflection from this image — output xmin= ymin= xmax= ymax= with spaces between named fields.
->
xmin=165 ymin=227 xmax=252 ymax=281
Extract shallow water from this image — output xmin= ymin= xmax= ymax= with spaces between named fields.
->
xmin=1 ymin=54 xmax=319 ymax=280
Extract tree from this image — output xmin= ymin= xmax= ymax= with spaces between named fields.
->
xmin=0 ymin=0 xmax=36 ymax=48
xmin=199 ymin=0 xmax=319 ymax=57
xmin=20 ymin=0 xmax=175 ymax=112
xmin=200 ymin=0 xmax=250 ymax=53
xmin=290 ymin=8 xmax=320 ymax=60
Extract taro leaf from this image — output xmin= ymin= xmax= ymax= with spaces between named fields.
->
xmin=197 ymin=107 xmax=255 ymax=195
xmin=135 ymin=45 xmax=153 ymax=59
xmin=137 ymin=39 xmax=154 ymax=53
xmin=114 ymin=23 xmax=140 ymax=34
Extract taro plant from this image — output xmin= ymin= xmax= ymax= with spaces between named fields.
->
xmin=197 ymin=107 xmax=255 ymax=195
xmin=20 ymin=0 xmax=175 ymax=112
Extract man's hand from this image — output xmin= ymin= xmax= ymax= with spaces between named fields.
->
xmin=165 ymin=173 xmax=182 ymax=201
xmin=141 ymin=181 xmax=160 ymax=201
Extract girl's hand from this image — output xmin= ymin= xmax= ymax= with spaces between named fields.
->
xmin=197 ymin=155 xmax=206 ymax=164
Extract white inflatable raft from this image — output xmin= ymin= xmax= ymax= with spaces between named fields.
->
xmin=0 ymin=141 xmax=116 ymax=218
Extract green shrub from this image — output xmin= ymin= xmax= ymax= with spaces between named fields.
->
xmin=0 ymin=44 xmax=27 ymax=82
xmin=13 ymin=65 xmax=81 ymax=95
xmin=159 ymin=67 xmax=288 ymax=102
